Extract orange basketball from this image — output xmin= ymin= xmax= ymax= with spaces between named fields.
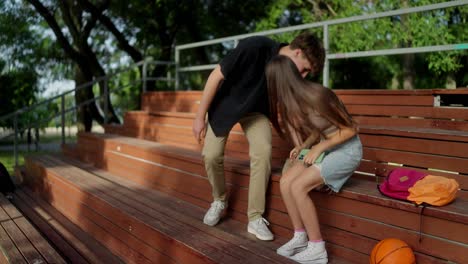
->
xmin=370 ymin=238 xmax=416 ymax=264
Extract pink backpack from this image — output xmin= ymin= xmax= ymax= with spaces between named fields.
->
xmin=378 ymin=168 xmax=427 ymax=201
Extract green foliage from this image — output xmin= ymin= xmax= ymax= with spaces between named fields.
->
xmin=0 ymin=64 xmax=39 ymax=128
xmin=111 ymin=66 xmax=141 ymax=117
xmin=255 ymin=0 xmax=467 ymax=89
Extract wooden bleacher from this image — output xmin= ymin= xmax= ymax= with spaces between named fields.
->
xmin=0 ymin=193 xmax=66 ymax=264
xmin=12 ymin=89 xmax=468 ymax=263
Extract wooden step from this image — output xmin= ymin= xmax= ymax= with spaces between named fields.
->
xmin=106 ymin=111 xmax=468 ymax=193
xmin=0 ymin=193 xmax=66 ymax=264
xmin=11 ymin=187 xmax=125 ymax=264
xmin=23 ymin=154 xmax=354 ymax=264
xmin=58 ymin=155 xmax=355 ymax=264
xmin=141 ymin=89 xmax=468 ymax=131
xmin=69 ymin=132 xmax=468 ymax=264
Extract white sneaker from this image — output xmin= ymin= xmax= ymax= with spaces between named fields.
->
xmin=247 ymin=218 xmax=274 ymax=241
xmin=290 ymin=241 xmax=328 ymax=264
xmin=277 ymin=232 xmax=308 ymax=257
xmin=203 ymin=200 xmax=227 ymax=226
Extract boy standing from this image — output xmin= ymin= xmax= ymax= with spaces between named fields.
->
xmin=192 ymin=32 xmax=325 ymax=241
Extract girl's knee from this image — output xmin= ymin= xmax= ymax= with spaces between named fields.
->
xmin=290 ymin=179 xmax=309 ymax=199
xmin=280 ymin=174 xmax=293 ymax=192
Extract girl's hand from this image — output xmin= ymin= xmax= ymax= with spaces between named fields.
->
xmin=303 ymin=148 xmax=322 ymax=166
xmin=289 ymin=146 xmax=302 ymax=159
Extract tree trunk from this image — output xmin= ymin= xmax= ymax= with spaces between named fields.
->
xmin=446 ymin=74 xmax=456 ymax=89
xmin=402 ymin=53 xmax=415 ymax=90
xmin=401 ymin=0 xmax=414 ymax=90
xmin=74 ymin=67 xmax=96 ymax=132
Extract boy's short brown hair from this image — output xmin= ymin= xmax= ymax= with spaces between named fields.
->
xmin=290 ymin=32 xmax=325 ymax=76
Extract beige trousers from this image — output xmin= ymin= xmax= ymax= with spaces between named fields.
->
xmin=202 ymin=113 xmax=272 ymax=221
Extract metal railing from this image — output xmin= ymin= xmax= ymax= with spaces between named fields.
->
xmin=174 ymin=0 xmax=468 ymax=89
xmin=2 ymin=0 xmax=467 ymax=167
xmin=0 ymin=60 xmax=175 ymax=166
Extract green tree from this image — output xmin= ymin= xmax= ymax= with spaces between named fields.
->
xmin=0 ymin=61 xmax=40 ymax=143
xmin=255 ymin=0 xmax=467 ymax=89
xmin=21 ymin=0 xmax=275 ymax=130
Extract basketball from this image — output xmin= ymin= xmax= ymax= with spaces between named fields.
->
xmin=370 ymin=238 xmax=416 ymax=264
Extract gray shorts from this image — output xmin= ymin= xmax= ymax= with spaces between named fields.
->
xmin=315 ymin=135 xmax=362 ymax=192
xmin=282 ymin=135 xmax=362 ymax=193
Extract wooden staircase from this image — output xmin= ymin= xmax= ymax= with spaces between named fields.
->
xmin=12 ymin=89 xmax=468 ymax=263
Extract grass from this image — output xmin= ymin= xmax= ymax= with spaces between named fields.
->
xmin=0 ymin=149 xmax=61 ymax=175
xmin=0 ymin=133 xmax=76 ymax=146
xmin=1 ymin=128 xmax=78 ymax=176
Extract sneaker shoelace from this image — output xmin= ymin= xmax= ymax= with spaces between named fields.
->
xmin=295 ymin=243 xmax=323 ymax=258
xmin=254 ymin=218 xmax=271 ymax=234
xmin=209 ymin=201 xmax=225 ymax=215
xmin=283 ymin=234 xmax=307 ymax=249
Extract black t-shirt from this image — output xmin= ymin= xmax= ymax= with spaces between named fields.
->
xmin=208 ymin=36 xmax=284 ymax=136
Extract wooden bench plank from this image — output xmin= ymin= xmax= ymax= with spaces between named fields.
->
xmin=360 ymin=126 xmax=468 ymax=143
xmin=0 ymin=195 xmax=22 ymax=220
xmin=347 ymin=104 xmax=468 ymax=120
xmin=363 ymin=147 xmax=468 ymax=174
xmin=98 ymin=89 xmax=468 ymax=263
xmin=12 ymin=189 xmax=90 ymax=264
xmin=1 ymin=219 xmax=46 ymax=264
xmin=1 ymin=194 xmax=68 ymax=264
xmin=87 ymin=132 xmax=468 ymax=223
xmin=14 ymin=217 xmax=66 ymax=264
xmin=29 ymin=154 xmax=357 ymax=264
xmin=29 ymin=158 xmax=158 ymax=264
xmin=14 ymin=187 xmax=124 ymax=264
xmin=355 ymin=116 xmax=468 ymax=131
xmin=338 ymin=94 xmax=434 ymax=106
xmin=0 ymin=224 xmax=26 ymax=264
xmin=28 ymin=155 xmax=291 ymax=264
xmin=61 ymin=156 xmax=298 ymax=264
xmin=0 ymin=194 xmax=67 ymax=264
xmin=71 ymin=133 xmax=467 ymax=263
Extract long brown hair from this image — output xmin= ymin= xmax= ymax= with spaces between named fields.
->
xmin=266 ymin=55 xmax=356 ymax=143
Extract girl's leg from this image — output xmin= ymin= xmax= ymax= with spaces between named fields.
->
xmin=280 ymin=162 xmax=307 ymax=230
xmin=288 ymin=166 xmax=328 ymax=263
xmin=276 ymin=162 xmax=310 ymax=257
xmin=290 ymin=166 xmax=324 ymax=240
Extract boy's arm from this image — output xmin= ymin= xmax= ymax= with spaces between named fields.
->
xmin=193 ymin=65 xmax=224 ymax=143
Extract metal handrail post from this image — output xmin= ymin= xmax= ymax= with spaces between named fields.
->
xmin=61 ymin=94 xmax=65 ymax=145
xmin=175 ymin=48 xmax=180 ymax=90
xmin=323 ymin=24 xmax=330 ymax=87
xmin=13 ymin=114 xmax=18 ymax=166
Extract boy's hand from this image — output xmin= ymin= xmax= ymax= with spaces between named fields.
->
xmin=192 ymin=117 xmax=207 ymax=144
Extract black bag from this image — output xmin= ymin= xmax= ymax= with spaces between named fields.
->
xmin=0 ymin=162 xmax=15 ymax=196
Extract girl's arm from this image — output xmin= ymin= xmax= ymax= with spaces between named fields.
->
xmin=287 ymin=123 xmax=302 ymax=147
xmin=303 ymin=126 xmax=357 ymax=164
xmin=301 ymin=130 xmax=320 ymax=149
xmin=316 ymin=126 xmax=357 ymax=153
xmin=288 ymin=128 xmax=319 ymax=159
